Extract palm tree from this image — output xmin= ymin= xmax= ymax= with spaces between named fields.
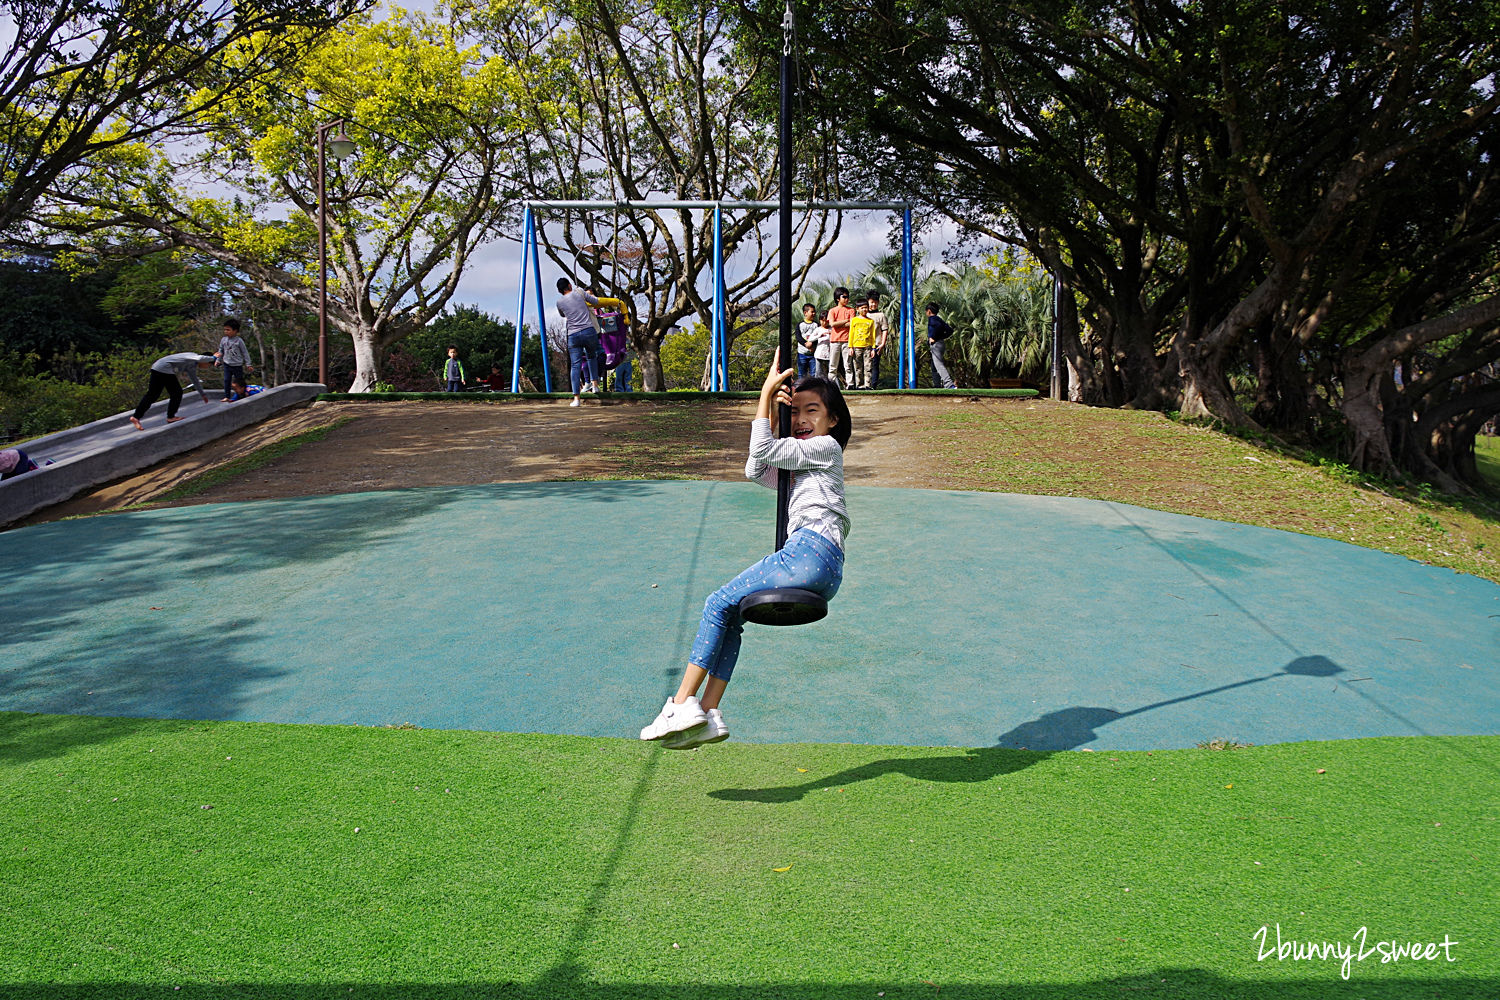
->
xmin=798 ymin=274 xmax=861 ymax=315
xmin=930 ymin=263 xmax=1051 ymax=386
xmin=855 ymin=252 xmax=905 ymax=309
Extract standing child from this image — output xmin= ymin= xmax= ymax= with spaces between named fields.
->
xmin=442 ymin=346 xmax=466 ymax=392
xmin=814 ymin=311 xmax=833 ymax=377
xmin=926 ymin=302 xmax=957 ymax=389
xmin=826 ymin=287 xmax=855 ymax=388
xmin=847 ymin=300 xmax=876 ymax=390
xmin=611 ymin=352 xmax=634 ymax=392
xmin=639 ymin=354 xmax=852 ymax=749
xmin=865 ymin=291 xmax=891 ymax=388
xmin=216 ymin=318 xmax=253 ymax=402
xmin=796 ymin=303 xmax=820 ymax=378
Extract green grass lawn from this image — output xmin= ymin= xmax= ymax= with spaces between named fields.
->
xmin=2 ymin=713 xmax=1494 ymax=999
xmin=1476 ymin=435 xmax=1500 ymax=491
xmin=918 ymin=402 xmax=1500 ymax=582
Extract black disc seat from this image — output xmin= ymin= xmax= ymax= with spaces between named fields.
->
xmin=738 ymin=588 xmax=828 ymax=626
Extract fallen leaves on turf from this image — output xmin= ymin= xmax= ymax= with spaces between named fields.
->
xmin=771 ymin=865 xmax=793 ymax=873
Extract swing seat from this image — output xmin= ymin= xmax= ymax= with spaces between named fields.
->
xmin=738 ymin=588 xmax=828 ymax=626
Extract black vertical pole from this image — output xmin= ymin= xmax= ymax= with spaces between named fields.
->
xmin=775 ymin=3 xmax=794 ymax=551
xmin=317 ymin=125 xmax=328 ymax=389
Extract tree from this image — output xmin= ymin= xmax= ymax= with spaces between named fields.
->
xmin=395 ymin=304 xmax=523 ymax=390
xmin=660 ymin=320 xmax=774 ymax=390
xmin=0 ymin=258 xmax=126 ymax=364
xmin=476 ymin=0 xmax=846 ymax=391
xmin=0 ymin=251 xmax=221 ymax=373
xmin=0 ymin=0 xmax=368 ymax=234
xmin=33 ymin=7 xmax=531 ymax=391
xmin=763 ymin=0 xmax=1500 ymax=487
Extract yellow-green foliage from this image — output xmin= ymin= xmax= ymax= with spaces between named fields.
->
xmin=210 ymin=11 xmax=527 ymax=186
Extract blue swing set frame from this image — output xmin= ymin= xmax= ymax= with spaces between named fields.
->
xmin=511 ymin=198 xmax=918 ymax=393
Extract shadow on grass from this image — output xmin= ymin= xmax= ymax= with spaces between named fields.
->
xmin=710 ymin=745 xmax=1050 ymax=802
xmin=0 ymin=711 xmax=165 ymax=766
xmin=712 ymin=656 xmax=1348 ymax=801
xmin=1 ymin=971 xmax=1492 ymax=999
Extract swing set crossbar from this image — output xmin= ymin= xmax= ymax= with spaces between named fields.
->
xmin=512 ymin=198 xmax=919 ymax=394
xmin=525 ymin=199 xmax=911 ymax=211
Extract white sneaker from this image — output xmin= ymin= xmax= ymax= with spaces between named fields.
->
xmin=569 ymin=398 xmax=580 ymax=407
xmin=639 ymin=697 xmax=708 ymax=741
xmin=662 ymin=708 xmax=729 ymax=750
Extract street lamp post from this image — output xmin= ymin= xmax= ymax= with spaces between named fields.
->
xmin=316 ymin=120 xmax=356 ymax=388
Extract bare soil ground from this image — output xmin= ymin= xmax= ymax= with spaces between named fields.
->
xmin=27 ymin=394 xmax=1500 ymax=581
xmin=34 ymin=396 xmax=976 ymax=517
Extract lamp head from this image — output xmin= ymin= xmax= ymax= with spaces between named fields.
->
xmin=328 ymin=129 xmax=356 ymax=161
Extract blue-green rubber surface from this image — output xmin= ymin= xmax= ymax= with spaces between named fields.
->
xmin=2 ymin=481 xmax=1495 ymax=749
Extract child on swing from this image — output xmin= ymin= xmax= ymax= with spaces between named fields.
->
xmin=640 ymin=350 xmax=852 ymax=749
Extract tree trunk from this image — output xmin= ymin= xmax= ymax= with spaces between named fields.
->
xmin=1066 ymin=357 xmax=1085 ymax=402
xmin=1340 ymin=365 xmax=1397 ymax=474
xmin=1118 ymin=315 xmax=1168 ymax=410
xmin=637 ymin=333 xmax=665 ymax=392
xmin=1091 ymin=314 xmax=1126 ymax=406
xmin=698 ymin=349 xmax=713 ymax=391
xmin=1177 ymin=339 xmax=1257 ymax=428
xmin=1054 ymin=282 xmax=1098 ymax=403
xmin=1415 ymin=383 xmax=1500 ymax=491
xmin=1249 ymin=323 xmax=1309 ymax=433
xmin=347 ymin=329 xmax=383 ymax=393
xmin=250 ymin=329 xmax=266 ymax=381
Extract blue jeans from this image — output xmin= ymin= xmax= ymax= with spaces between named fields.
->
xmin=568 ymin=330 xmax=600 ymax=394
xmin=796 ymin=352 xmax=815 ymax=378
xmin=222 ymin=365 xmax=244 ymax=398
xmin=690 ymin=528 xmax=843 ymax=682
xmin=446 ymin=379 xmax=462 ymax=392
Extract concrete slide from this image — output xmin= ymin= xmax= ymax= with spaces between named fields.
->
xmin=0 ymin=383 xmax=325 ymax=528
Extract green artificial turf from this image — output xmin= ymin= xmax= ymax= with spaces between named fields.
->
xmin=1 ymin=712 xmax=1494 ymax=999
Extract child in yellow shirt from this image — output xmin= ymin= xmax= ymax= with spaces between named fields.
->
xmin=847 ymin=302 xmax=876 ymax=390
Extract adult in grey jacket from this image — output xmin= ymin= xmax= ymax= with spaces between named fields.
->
xmin=130 ymin=352 xmax=216 ymax=429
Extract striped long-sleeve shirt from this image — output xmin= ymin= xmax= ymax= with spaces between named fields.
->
xmin=745 ymin=418 xmax=849 ymax=550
